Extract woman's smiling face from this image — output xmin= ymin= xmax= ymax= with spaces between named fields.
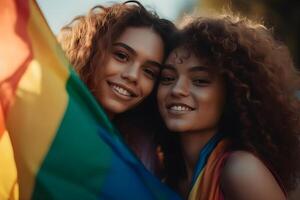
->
xmin=157 ymin=47 xmax=226 ymax=133
xmin=93 ymin=27 xmax=164 ymax=118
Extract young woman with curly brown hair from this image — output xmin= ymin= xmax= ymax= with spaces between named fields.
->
xmin=58 ymin=1 xmax=176 ymax=173
xmin=157 ymin=14 xmax=300 ymax=200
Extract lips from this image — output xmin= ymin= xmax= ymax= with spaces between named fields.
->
xmin=107 ymin=81 xmax=138 ymax=98
xmin=166 ymin=103 xmax=195 ymax=112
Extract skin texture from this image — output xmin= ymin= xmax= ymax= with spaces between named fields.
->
xmin=93 ymin=27 xmax=164 ymax=118
xmin=221 ymin=151 xmax=286 ymax=200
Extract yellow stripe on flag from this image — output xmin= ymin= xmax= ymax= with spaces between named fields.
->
xmin=0 ymin=131 xmax=19 ymax=200
xmin=6 ymin=1 xmax=70 ymax=198
xmin=7 ymin=60 xmax=69 ymax=199
xmin=188 ymin=170 xmax=204 ymax=200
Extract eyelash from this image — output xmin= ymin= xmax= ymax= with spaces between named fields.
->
xmin=143 ymin=68 xmax=158 ymax=80
xmin=160 ymin=75 xmax=175 ymax=85
xmin=113 ymin=51 xmax=129 ymax=62
xmin=159 ymin=76 xmax=211 ymax=86
xmin=192 ymin=79 xmax=211 ymax=86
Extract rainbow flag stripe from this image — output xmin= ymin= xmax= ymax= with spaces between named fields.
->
xmin=0 ymin=130 xmax=18 ymax=199
xmin=188 ymin=138 xmax=230 ymax=200
xmin=0 ymin=0 xmax=180 ymax=199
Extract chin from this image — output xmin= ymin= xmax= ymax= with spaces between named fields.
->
xmin=166 ymin=121 xmax=190 ymax=133
xmin=101 ymin=100 xmax=129 ymax=116
xmin=109 ymin=105 xmax=129 ymax=115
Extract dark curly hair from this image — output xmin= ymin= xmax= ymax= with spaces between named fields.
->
xmin=162 ymin=14 xmax=300 ymax=192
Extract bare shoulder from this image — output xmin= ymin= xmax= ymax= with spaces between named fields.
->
xmin=220 ymin=151 xmax=286 ymax=200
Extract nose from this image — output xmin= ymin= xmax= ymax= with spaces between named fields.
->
xmin=171 ymin=78 xmax=190 ymax=97
xmin=121 ymin=62 xmax=139 ymax=84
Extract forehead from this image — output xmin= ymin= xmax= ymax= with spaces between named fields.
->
xmin=114 ymin=27 xmax=164 ymax=60
xmin=166 ymin=47 xmax=206 ymax=70
xmin=116 ymin=27 xmax=160 ymax=42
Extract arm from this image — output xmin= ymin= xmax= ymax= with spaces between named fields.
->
xmin=220 ymin=151 xmax=286 ymax=200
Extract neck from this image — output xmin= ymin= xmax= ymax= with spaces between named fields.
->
xmin=105 ymin=110 xmax=115 ymax=120
xmin=179 ymin=128 xmax=218 ymax=184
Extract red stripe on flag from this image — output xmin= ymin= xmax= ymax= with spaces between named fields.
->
xmin=0 ymin=105 xmax=4 ymax=138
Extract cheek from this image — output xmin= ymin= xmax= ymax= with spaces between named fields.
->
xmin=139 ymin=78 xmax=155 ymax=97
xmin=94 ymin=59 xmax=124 ymax=88
xmin=208 ymin=86 xmax=226 ymax=120
xmin=196 ymin=87 xmax=225 ymax=108
xmin=195 ymin=91 xmax=225 ymax=126
xmin=157 ymin=86 xmax=168 ymax=105
xmin=156 ymin=87 xmax=168 ymax=117
xmin=100 ymin=58 xmax=120 ymax=75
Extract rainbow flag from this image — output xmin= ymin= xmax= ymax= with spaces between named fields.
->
xmin=0 ymin=0 xmax=181 ymax=199
xmin=188 ymin=136 xmax=287 ymax=200
xmin=188 ymin=136 xmax=230 ymax=200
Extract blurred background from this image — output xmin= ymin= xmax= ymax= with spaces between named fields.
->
xmin=37 ymin=0 xmax=300 ymax=198
xmin=38 ymin=0 xmax=300 ymax=69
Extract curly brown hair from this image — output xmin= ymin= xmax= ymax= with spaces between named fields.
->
xmin=163 ymin=14 xmax=300 ymax=192
xmin=58 ymin=0 xmax=176 ymax=89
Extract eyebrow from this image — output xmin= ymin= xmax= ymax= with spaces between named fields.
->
xmin=163 ymin=64 xmax=176 ymax=71
xmin=188 ymin=66 xmax=210 ymax=73
xmin=113 ymin=42 xmax=162 ymax=69
xmin=146 ymin=61 xmax=162 ymax=69
xmin=163 ymin=65 xmax=209 ymax=72
xmin=113 ymin=42 xmax=136 ymax=56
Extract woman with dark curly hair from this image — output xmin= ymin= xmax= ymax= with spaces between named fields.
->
xmin=157 ymin=13 xmax=300 ymax=199
xmin=58 ymin=1 xmax=176 ymax=173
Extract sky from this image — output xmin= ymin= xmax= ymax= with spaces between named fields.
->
xmin=37 ymin=0 xmax=197 ymax=34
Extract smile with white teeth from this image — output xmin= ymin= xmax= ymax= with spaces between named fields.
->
xmin=111 ymin=84 xmax=132 ymax=97
xmin=170 ymin=105 xmax=192 ymax=111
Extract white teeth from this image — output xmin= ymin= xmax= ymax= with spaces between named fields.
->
xmin=112 ymin=85 xmax=132 ymax=96
xmin=170 ymin=105 xmax=192 ymax=111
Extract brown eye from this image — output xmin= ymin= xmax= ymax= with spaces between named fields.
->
xmin=192 ymin=79 xmax=210 ymax=86
xmin=143 ymin=67 xmax=159 ymax=80
xmin=114 ymin=51 xmax=129 ymax=62
xmin=160 ymin=75 xmax=175 ymax=85
xmin=143 ymin=68 xmax=155 ymax=79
